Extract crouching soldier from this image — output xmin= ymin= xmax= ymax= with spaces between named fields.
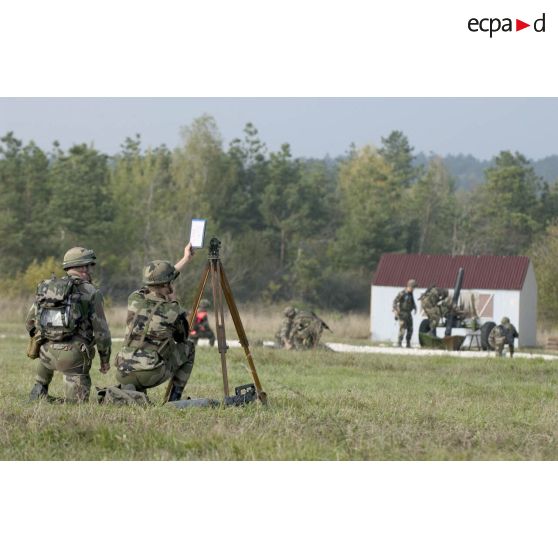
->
xmin=189 ymin=299 xmax=215 ymax=346
xmin=114 ymin=244 xmax=195 ymax=401
xmin=489 ymin=317 xmax=519 ymax=357
xmin=26 ymin=247 xmax=112 ymax=402
xmin=289 ymin=310 xmax=330 ymax=350
xmin=275 ymin=306 xmax=298 ymax=349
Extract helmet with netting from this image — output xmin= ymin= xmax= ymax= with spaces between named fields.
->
xmin=284 ymin=306 xmax=296 ymax=318
xmin=62 ymin=247 xmax=97 ymax=270
xmin=143 ymin=260 xmax=179 ymax=285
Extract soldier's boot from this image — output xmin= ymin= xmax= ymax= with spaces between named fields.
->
xmin=29 ymin=381 xmax=49 ymax=401
xmin=406 ymin=340 xmax=412 ymax=349
xmin=397 ymin=335 xmax=403 ymax=347
xmin=168 ymin=383 xmax=185 ymax=402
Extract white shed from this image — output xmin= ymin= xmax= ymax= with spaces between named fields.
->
xmin=370 ymin=254 xmax=538 ymax=347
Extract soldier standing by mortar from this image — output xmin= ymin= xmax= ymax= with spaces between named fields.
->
xmin=393 ymin=279 xmax=417 ymax=348
xmin=489 ymin=317 xmax=519 ymax=357
xmin=419 ymin=286 xmax=449 ymax=336
xmin=113 ymin=244 xmax=195 ymax=401
xmin=26 ymin=247 xmax=112 ymax=402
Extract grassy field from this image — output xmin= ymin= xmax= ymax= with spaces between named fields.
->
xmin=2 ymin=321 xmax=558 ymax=459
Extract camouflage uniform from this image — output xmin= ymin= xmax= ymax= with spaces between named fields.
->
xmin=420 ymin=287 xmax=449 ymax=334
xmin=275 ymin=306 xmax=297 ymax=348
xmin=189 ymin=299 xmax=215 ymax=346
xmin=488 ymin=318 xmax=519 ymax=357
xmin=114 ymin=261 xmax=195 ymax=400
xmin=26 ymin=248 xmax=111 ymax=402
xmin=289 ymin=310 xmax=325 ymax=350
xmin=393 ymin=281 xmax=416 ymax=347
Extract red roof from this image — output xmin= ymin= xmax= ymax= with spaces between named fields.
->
xmin=373 ymin=254 xmax=530 ymax=290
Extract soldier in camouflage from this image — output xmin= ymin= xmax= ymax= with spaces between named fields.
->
xmin=393 ymin=279 xmax=417 ymax=348
xmin=275 ymin=306 xmax=297 ymax=349
xmin=289 ymin=310 xmax=327 ymax=350
xmin=419 ymin=286 xmax=449 ymax=336
xmin=488 ymin=317 xmax=519 ymax=357
xmin=26 ymin=247 xmax=112 ymax=402
xmin=189 ymin=299 xmax=215 ymax=347
xmin=114 ymin=244 xmax=195 ymax=401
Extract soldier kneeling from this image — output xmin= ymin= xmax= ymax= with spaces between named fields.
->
xmin=114 ymin=244 xmax=195 ymax=401
xmin=289 ymin=310 xmax=330 ymax=350
xmin=26 ymin=247 xmax=112 ymax=403
xmin=189 ymin=299 xmax=216 ymax=347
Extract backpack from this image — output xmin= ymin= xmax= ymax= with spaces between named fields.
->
xmin=36 ymin=276 xmax=84 ymax=341
xmin=96 ymin=385 xmax=150 ymax=406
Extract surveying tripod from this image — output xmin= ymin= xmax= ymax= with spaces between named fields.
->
xmin=163 ymin=238 xmax=267 ymax=405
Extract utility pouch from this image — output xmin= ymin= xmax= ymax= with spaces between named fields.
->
xmin=26 ymin=331 xmax=45 ymax=360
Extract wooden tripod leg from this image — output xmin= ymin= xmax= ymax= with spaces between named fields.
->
xmin=162 ymin=263 xmax=210 ymax=404
xmin=188 ymin=262 xmax=211 ymax=325
xmin=219 ymin=264 xmax=267 ymax=405
xmin=211 ymin=260 xmax=230 ymax=398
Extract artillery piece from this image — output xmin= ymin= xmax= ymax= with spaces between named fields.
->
xmin=417 ymin=267 xmax=492 ymax=351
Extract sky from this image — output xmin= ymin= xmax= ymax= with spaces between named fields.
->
xmin=1 ymin=97 xmax=558 ymax=160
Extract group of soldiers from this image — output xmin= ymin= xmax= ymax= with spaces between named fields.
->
xmin=26 ymin=244 xmax=198 ymax=403
xmin=392 ymin=279 xmax=519 ymax=356
xmin=26 ymin=244 xmax=330 ymax=404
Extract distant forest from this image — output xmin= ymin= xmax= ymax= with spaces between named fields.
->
xmin=413 ymin=153 xmax=558 ymax=190
xmin=2 ymin=118 xmax=558 ymax=320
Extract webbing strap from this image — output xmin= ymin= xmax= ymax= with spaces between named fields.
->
xmin=125 ymin=300 xmax=164 ymax=349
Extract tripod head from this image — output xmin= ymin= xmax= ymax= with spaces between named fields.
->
xmin=209 ymin=237 xmax=221 ymax=260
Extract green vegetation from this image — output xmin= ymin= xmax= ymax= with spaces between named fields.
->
xmin=2 ymin=124 xmax=558 ymax=316
xmin=2 ymin=335 xmax=558 ymax=460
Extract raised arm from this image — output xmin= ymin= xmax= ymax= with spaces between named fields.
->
xmin=174 ymin=242 xmax=194 ymax=273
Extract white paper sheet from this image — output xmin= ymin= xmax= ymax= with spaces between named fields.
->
xmin=189 ymin=218 xmax=206 ymax=248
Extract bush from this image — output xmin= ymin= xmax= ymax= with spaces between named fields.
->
xmin=0 ymin=257 xmax=59 ymax=297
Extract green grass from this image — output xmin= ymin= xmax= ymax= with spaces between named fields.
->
xmin=1 ymin=335 xmax=558 ymax=460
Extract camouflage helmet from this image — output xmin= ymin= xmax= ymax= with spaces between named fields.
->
xmin=199 ymin=299 xmax=210 ymax=310
xmin=501 ymin=316 xmax=511 ymax=325
xmin=407 ymin=279 xmax=417 ymax=289
xmin=284 ymin=306 xmax=296 ymax=318
xmin=62 ymin=247 xmax=97 ymax=269
xmin=143 ymin=260 xmax=179 ymax=285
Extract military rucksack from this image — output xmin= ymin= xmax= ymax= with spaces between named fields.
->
xmin=35 ymin=276 xmax=84 ymax=341
xmin=96 ymin=385 xmax=150 ymax=406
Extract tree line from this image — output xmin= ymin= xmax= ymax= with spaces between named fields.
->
xmin=2 ymin=116 xmax=558 ymax=318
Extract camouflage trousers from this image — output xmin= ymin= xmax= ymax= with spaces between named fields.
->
xmin=34 ymin=338 xmax=95 ymax=402
xmin=489 ymin=333 xmax=514 ymax=357
xmin=397 ymin=313 xmax=413 ymax=345
xmin=423 ymin=308 xmax=442 ymax=334
xmin=115 ymin=340 xmax=195 ymax=392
